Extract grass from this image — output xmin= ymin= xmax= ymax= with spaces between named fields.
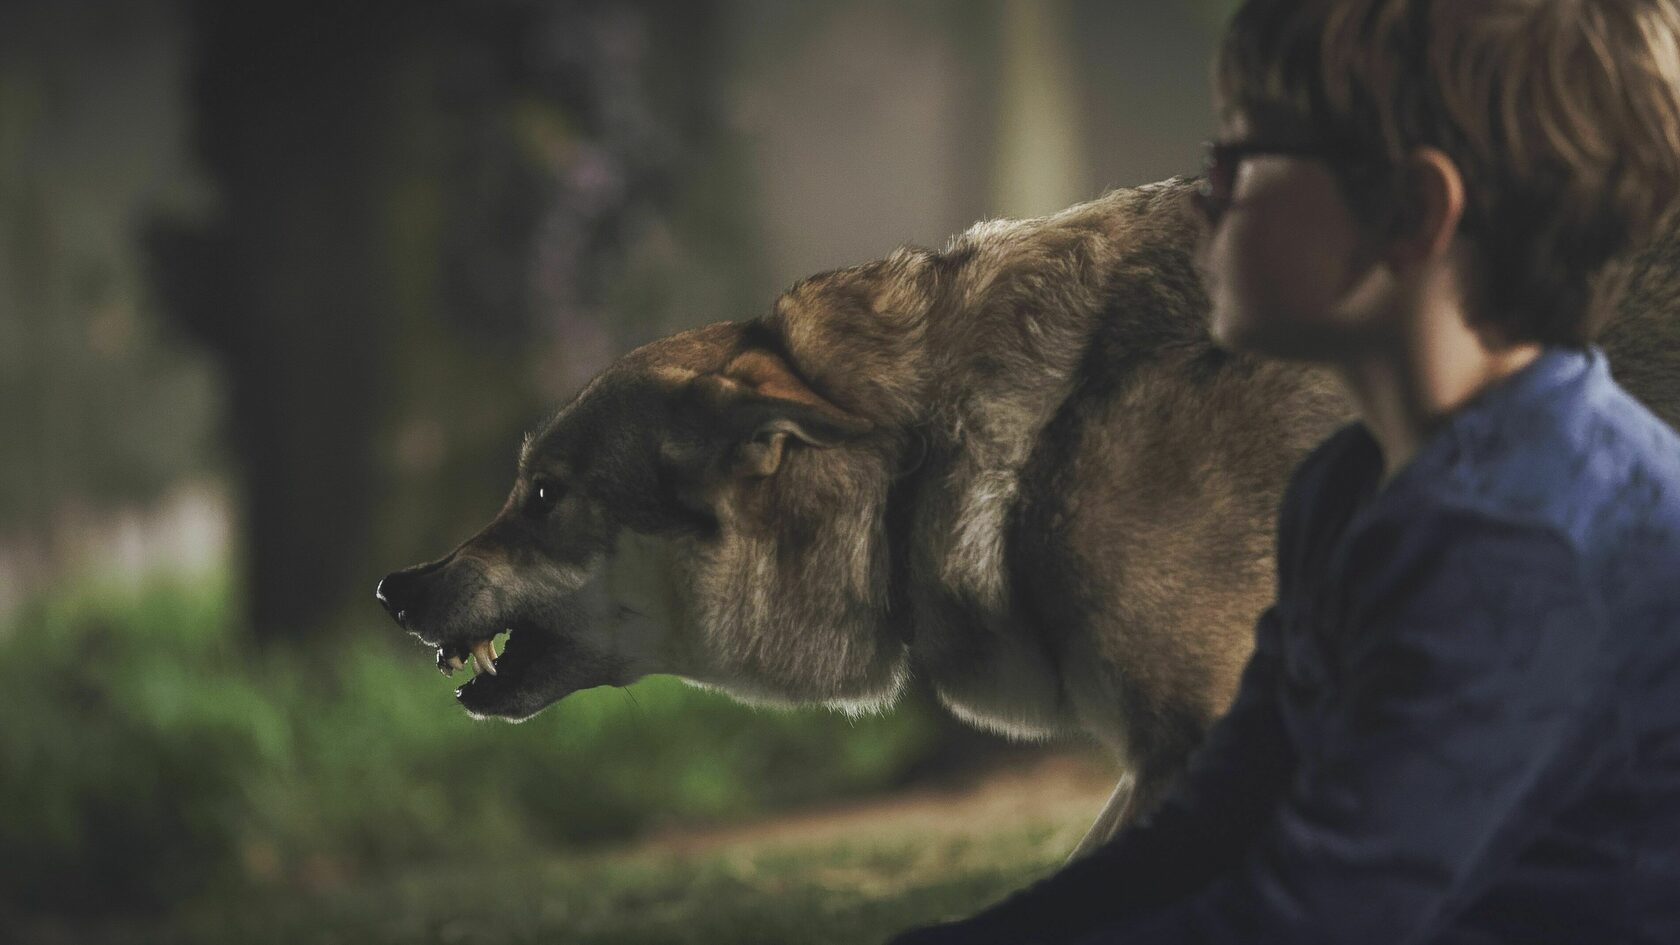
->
xmin=14 ymin=757 xmax=1106 ymax=945
xmin=0 ymin=572 xmax=943 ymax=914
xmin=0 ymin=571 xmax=1111 ymax=943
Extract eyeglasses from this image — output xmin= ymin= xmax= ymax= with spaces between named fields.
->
xmin=1193 ymin=140 xmax=1374 ymax=225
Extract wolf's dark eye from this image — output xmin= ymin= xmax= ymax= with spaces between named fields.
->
xmin=525 ymin=477 xmax=562 ymax=518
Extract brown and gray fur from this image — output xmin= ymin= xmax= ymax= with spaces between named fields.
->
xmin=378 ymin=177 xmax=1680 ymax=855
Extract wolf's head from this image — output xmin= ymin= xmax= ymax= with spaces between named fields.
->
xmin=377 ymin=305 xmax=926 ymax=721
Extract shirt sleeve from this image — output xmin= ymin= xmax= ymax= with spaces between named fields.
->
xmin=1069 ymin=504 xmax=1613 ymax=945
xmin=886 ymin=603 xmax=1297 ymax=945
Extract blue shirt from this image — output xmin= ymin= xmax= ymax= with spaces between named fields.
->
xmin=896 ymin=345 xmax=1680 ymax=944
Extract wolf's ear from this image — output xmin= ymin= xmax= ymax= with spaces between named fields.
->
xmin=692 ymin=349 xmax=873 ymax=478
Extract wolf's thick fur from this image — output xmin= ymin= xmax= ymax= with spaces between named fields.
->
xmin=380 ymin=178 xmax=1680 ymax=853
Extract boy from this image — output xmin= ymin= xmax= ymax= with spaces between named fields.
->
xmin=891 ymin=0 xmax=1680 ymax=942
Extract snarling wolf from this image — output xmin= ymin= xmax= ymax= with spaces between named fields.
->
xmin=377 ymin=177 xmax=1680 ymax=854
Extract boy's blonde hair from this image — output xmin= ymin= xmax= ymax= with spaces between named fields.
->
xmin=1216 ymin=0 xmax=1680 ymax=345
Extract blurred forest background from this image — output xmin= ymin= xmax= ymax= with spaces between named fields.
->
xmin=1 ymin=0 xmax=1235 ymax=941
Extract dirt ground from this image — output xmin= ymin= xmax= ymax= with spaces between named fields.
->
xmin=640 ymin=751 xmax=1116 ymax=856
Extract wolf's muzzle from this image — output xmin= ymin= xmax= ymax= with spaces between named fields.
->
xmin=375 ymin=555 xmax=452 ymax=629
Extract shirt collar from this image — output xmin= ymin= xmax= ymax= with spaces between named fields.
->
xmin=1345 ymin=344 xmax=1600 ymax=504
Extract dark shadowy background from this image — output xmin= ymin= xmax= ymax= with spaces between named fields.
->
xmin=0 ymin=1 xmax=1235 ymax=940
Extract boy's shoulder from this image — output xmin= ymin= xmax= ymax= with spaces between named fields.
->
xmin=1284 ymin=346 xmax=1680 ymax=594
xmin=1435 ymin=346 xmax=1680 ymax=556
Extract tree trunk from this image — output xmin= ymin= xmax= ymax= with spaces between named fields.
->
xmin=173 ymin=0 xmax=400 ymax=641
xmin=152 ymin=0 xmax=729 ymax=643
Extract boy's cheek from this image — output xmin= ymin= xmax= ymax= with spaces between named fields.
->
xmin=1220 ymin=201 xmax=1373 ymax=350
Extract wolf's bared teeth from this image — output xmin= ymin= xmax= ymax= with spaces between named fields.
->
xmin=437 ymin=647 xmax=466 ymax=677
xmin=470 ymin=638 xmax=498 ymax=676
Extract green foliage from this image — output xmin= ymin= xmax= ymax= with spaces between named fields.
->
xmin=0 ymin=575 xmax=943 ymax=917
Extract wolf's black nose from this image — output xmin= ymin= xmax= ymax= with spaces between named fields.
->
xmin=378 ymin=556 xmax=452 ymax=627
xmin=376 ymin=569 xmax=420 ymax=623
xmin=375 ymin=576 xmax=398 ymax=616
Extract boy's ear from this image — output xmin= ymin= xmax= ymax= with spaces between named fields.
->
xmin=1390 ymin=147 xmax=1468 ymax=264
xmin=689 ymin=349 xmax=873 ymax=478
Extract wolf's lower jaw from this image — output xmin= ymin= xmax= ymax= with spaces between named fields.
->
xmin=450 ymin=623 xmax=546 ymax=718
